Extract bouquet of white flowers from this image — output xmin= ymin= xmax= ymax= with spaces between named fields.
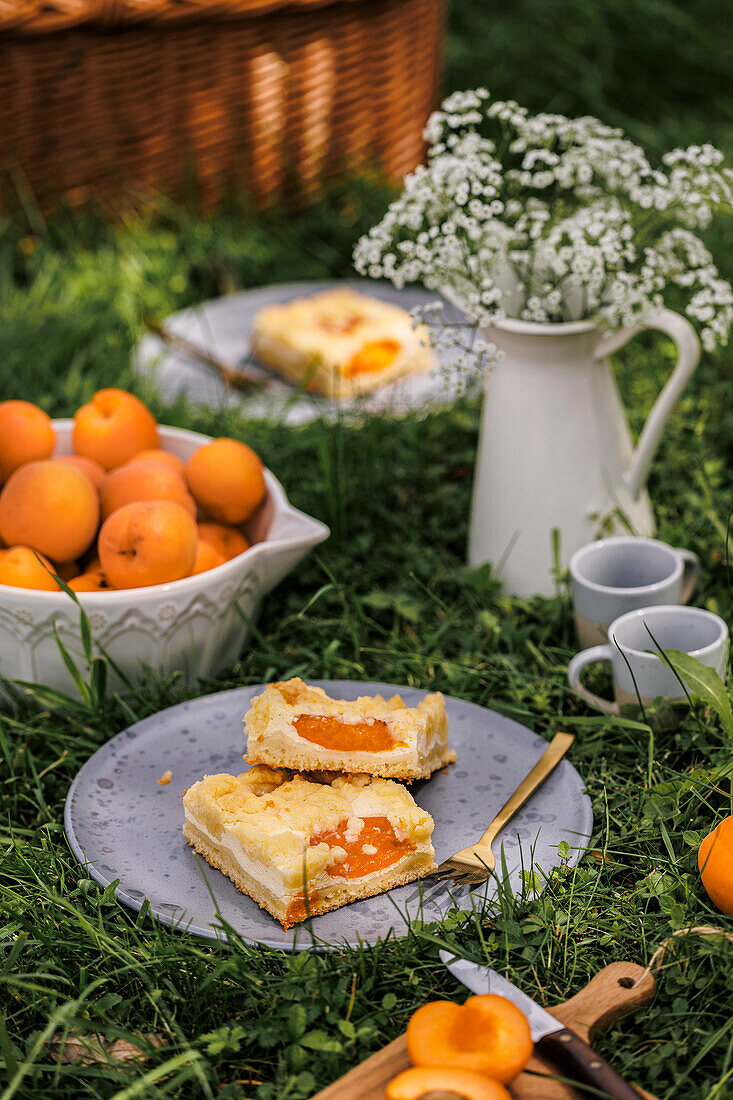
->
xmin=354 ymin=89 xmax=733 ymax=352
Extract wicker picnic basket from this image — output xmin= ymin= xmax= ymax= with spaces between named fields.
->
xmin=0 ymin=0 xmax=444 ymax=210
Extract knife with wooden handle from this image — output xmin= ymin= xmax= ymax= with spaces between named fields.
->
xmin=441 ymin=952 xmax=645 ymax=1100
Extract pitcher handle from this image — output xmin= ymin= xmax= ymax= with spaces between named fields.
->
xmin=594 ymin=308 xmax=700 ymax=500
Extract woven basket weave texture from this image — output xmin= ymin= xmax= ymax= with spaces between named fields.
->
xmin=0 ymin=0 xmax=443 ymax=208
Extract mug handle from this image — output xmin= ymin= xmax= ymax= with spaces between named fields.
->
xmin=568 ymin=644 xmax=619 ymax=715
xmin=594 ymin=308 xmax=700 ymax=500
xmin=677 ymin=548 xmax=701 ymax=605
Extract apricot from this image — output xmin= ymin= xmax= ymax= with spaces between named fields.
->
xmin=386 ymin=1067 xmax=511 ymax=1100
xmin=407 ymin=995 xmax=533 ymax=1085
xmin=185 ymin=438 xmax=266 ymax=525
xmin=121 ymin=449 xmax=185 ymax=477
xmin=54 ymin=560 xmax=80 ymax=582
xmin=69 ymin=568 xmax=116 ymax=593
xmin=99 ymin=460 xmax=196 ymax=522
xmin=0 ymin=400 xmax=55 ymax=482
xmin=0 ymin=546 xmax=59 ymax=591
xmin=191 ymin=540 xmax=226 ymax=576
xmin=0 ymin=461 xmax=100 ymax=563
xmin=72 ymin=388 xmax=159 ymax=470
xmin=699 ymin=817 xmax=733 ymax=914
xmin=98 ymin=501 xmax=197 ymax=589
xmin=53 ymin=454 xmax=106 ymax=489
xmin=197 ymin=521 xmax=250 ymax=561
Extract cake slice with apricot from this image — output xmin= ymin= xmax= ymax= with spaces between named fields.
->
xmin=182 ymin=766 xmax=436 ymax=928
xmin=251 ymin=287 xmax=435 ymax=399
xmin=244 ymin=678 xmax=454 ymax=780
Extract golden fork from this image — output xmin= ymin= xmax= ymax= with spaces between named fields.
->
xmin=423 ymin=731 xmax=575 ymax=887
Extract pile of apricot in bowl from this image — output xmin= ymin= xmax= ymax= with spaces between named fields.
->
xmin=0 ymin=390 xmax=265 ymax=593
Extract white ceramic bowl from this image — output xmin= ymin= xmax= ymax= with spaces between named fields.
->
xmin=0 ymin=422 xmax=329 ymax=691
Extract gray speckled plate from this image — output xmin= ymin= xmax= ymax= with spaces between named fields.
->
xmin=133 ymin=280 xmax=474 ymax=425
xmin=64 ymin=683 xmax=593 ymax=951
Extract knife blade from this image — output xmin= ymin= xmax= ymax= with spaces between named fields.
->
xmin=440 ymin=952 xmax=643 ymax=1100
xmin=439 ymin=951 xmax=564 ymax=1041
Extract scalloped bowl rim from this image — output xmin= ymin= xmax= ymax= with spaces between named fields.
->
xmin=0 ymin=420 xmax=328 ymax=606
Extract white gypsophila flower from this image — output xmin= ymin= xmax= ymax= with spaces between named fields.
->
xmin=354 ymin=90 xmax=733 ymax=356
xmin=411 ymin=297 xmax=501 ymax=393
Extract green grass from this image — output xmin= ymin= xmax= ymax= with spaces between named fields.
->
xmin=2 ymin=1 xmax=733 ymax=1097
xmin=448 ymin=0 xmax=733 ymax=155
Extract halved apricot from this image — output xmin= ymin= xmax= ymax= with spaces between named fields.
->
xmin=407 ymin=995 xmax=533 ymax=1084
xmin=386 ymin=1067 xmax=511 ymax=1100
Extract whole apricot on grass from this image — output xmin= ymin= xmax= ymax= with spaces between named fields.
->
xmin=99 ymin=501 xmax=197 ymax=589
xmin=699 ymin=817 xmax=733 ymax=914
xmin=0 ymin=546 xmax=59 ymax=591
xmin=53 ymin=454 xmax=106 ymax=489
xmin=0 ymin=400 xmax=55 ymax=482
xmin=73 ymin=389 xmax=159 ymax=470
xmin=121 ymin=449 xmax=185 ymax=477
xmin=0 ymin=461 xmax=99 ymax=563
xmin=407 ymin=995 xmax=533 ymax=1085
xmin=185 ymin=438 xmax=266 ymax=525
xmin=99 ymin=460 xmax=196 ymax=522
xmin=191 ymin=540 xmax=226 ymax=575
xmin=197 ymin=521 xmax=250 ymax=561
xmin=69 ymin=568 xmax=116 ymax=592
xmin=385 ymin=1067 xmax=511 ymax=1100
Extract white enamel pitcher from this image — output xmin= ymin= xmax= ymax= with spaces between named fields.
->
xmin=467 ymin=310 xmax=700 ymax=597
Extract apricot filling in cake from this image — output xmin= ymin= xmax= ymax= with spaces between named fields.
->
xmin=293 ymin=714 xmax=399 ymax=753
xmin=182 ymin=766 xmax=436 ymax=928
xmin=250 ymin=288 xmax=435 ymax=399
xmin=343 ymin=339 xmax=401 ymax=379
xmin=245 ymin=678 xmax=454 ymax=780
xmin=310 ymin=815 xmax=413 ymax=878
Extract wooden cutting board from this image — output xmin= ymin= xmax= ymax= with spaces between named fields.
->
xmin=311 ymin=961 xmax=659 ymax=1100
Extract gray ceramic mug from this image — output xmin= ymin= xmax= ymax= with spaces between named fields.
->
xmin=569 ymin=536 xmax=700 ymax=648
xmin=568 ymin=604 xmax=728 ymax=714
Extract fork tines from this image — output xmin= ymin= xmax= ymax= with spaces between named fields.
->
xmin=421 ymin=860 xmax=490 ymax=887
